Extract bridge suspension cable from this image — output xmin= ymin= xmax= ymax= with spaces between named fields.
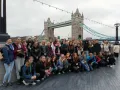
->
xmin=33 ymin=0 xmax=115 ymax=29
xmin=79 ymin=23 xmax=114 ymax=39
xmin=83 ymin=24 xmax=114 ymax=38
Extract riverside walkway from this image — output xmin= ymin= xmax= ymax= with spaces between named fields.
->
xmin=0 ymin=57 xmax=120 ymax=90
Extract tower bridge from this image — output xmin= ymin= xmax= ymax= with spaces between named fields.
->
xmin=44 ymin=9 xmax=84 ymax=41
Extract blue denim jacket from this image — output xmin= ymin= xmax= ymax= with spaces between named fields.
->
xmin=22 ymin=64 xmax=36 ymax=79
xmin=2 ymin=44 xmax=14 ymax=65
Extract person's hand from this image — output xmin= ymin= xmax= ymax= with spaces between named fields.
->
xmin=17 ymin=50 xmax=21 ymax=52
xmin=76 ymin=63 xmax=78 ymax=65
xmin=36 ymin=56 xmax=38 ymax=59
xmin=45 ymin=70 xmax=48 ymax=73
xmin=31 ymin=76 xmax=34 ymax=80
xmin=31 ymin=76 xmax=36 ymax=80
xmin=33 ymin=76 xmax=36 ymax=80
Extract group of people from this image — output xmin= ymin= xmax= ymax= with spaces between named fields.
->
xmin=0 ymin=37 xmax=120 ymax=86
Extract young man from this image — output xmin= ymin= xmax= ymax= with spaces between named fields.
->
xmin=87 ymin=53 xmax=98 ymax=70
xmin=2 ymin=39 xmax=14 ymax=87
xmin=21 ymin=56 xmax=37 ymax=85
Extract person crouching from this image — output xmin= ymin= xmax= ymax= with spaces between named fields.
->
xmin=21 ymin=56 xmax=37 ymax=86
xmin=45 ymin=57 xmax=53 ymax=76
xmin=36 ymin=56 xmax=50 ymax=81
xmin=57 ymin=54 xmax=65 ymax=74
xmin=86 ymin=53 xmax=98 ymax=70
xmin=51 ymin=56 xmax=58 ymax=74
xmin=107 ymin=53 xmax=116 ymax=67
xmin=71 ymin=53 xmax=80 ymax=73
xmin=79 ymin=51 xmax=90 ymax=72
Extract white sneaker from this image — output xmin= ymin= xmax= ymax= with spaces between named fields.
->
xmin=22 ymin=80 xmax=29 ymax=86
xmin=110 ymin=65 xmax=113 ymax=68
xmin=58 ymin=72 xmax=61 ymax=75
xmin=36 ymin=80 xmax=40 ymax=83
xmin=32 ymin=82 xmax=36 ymax=85
xmin=41 ymin=78 xmax=44 ymax=81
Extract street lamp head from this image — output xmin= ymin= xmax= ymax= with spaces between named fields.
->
xmin=114 ymin=23 xmax=120 ymax=27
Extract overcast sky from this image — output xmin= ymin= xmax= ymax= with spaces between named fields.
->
xmin=6 ymin=0 xmax=120 ymax=39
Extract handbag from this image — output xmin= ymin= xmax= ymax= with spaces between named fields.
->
xmin=17 ymin=51 xmax=24 ymax=57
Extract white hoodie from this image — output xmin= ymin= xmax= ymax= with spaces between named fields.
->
xmin=113 ymin=45 xmax=120 ymax=53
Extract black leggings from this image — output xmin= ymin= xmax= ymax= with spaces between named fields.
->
xmin=37 ymin=71 xmax=45 ymax=79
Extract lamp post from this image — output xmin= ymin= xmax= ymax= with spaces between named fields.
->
xmin=0 ymin=0 xmax=10 ymax=43
xmin=114 ymin=23 xmax=120 ymax=43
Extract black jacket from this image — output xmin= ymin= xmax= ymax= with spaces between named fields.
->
xmin=60 ymin=44 xmax=68 ymax=55
xmin=68 ymin=45 xmax=75 ymax=54
xmin=93 ymin=43 xmax=101 ymax=54
xmin=40 ymin=45 xmax=48 ymax=56
xmin=36 ymin=61 xmax=45 ymax=73
xmin=31 ymin=46 xmax=41 ymax=63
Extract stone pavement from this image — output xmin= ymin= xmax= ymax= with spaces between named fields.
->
xmin=0 ymin=58 xmax=120 ymax=90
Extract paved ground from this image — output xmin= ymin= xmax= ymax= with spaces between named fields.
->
xmin=1 ymin=58 xmax=120 ymax=90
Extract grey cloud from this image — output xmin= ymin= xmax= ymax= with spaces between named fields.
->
xmin=6 ymin=0 xmax=120 ymax=39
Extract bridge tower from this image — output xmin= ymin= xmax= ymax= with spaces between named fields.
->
xmin=71 ymin=9 xmax=84 ymax=39
xmin=44 ymin=18 xmax=54 ymax=41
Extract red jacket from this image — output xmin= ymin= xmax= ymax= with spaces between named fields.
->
xmin=96 ymin=56 xmax=101 ymax=63
xmin=13 ymin=43 xmax=26 ymax=59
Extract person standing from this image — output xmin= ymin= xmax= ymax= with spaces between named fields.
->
xmin=2 ymin=39 xmax=14 ymax=87
xmin=68 ymin=41 xmax=75 ymax=55
xmin=113 ymin=42 xmax=120 ymax=59
xmin=101 ymin=41 xmax=111 ymax=53
xmin=55 ymin=41 xmax=61 ymax=60
xmin=47 ymin=42 xmax=54 ymax=58
xmin=14 ymin=38 xmax=25 ymax=84
xmin=60 ymin=40 xmax=68 ymax=55
xmin=26 ymin=38 xmax=34 ymax=57
xmin=93 ymin=40 xmax=101 ymax=55
xmin=40 ymin=40 xmax=48 ymax=57
xmin=31 ymin=42 xmax=41 ymax=63
xmin=83 ymin=40 xmax=89 ymax=56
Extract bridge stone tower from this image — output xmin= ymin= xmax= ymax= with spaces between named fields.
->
xmin=72 ymin=9 xmax=84 ymax=39
xmin=44 ymin=18 xmax=54 ymax=41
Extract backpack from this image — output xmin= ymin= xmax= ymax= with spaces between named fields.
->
xmin=0 ymin=45 xmax=10 ymax=61
xmin=0 ymin=48 xmax=3 ymax=60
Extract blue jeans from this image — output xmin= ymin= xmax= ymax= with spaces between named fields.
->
xmin=85 ymin=51 xmax=89 ymax=56
xmin=80 ymin=61 xmax=90 ymax=72
xmin=3 ymin=61 xmax=14 ymax=83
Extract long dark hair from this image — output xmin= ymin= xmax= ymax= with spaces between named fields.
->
xmin=73 ymin=53 xmax=79 ymax=63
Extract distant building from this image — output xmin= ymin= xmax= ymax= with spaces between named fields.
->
xmin=11 ymin=36 xmax=39 ymax=42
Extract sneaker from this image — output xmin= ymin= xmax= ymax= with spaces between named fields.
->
xmin=32 ymin=82 xmax=36 ymax=86
xmin=36 ymin=80 xmax=40 ymax=83
xmin=110 ymin=65 xmax=113 ymax=68
xmin=62 ymin=71 xmax=65 ymax=74
xmin=58 ymin=72 xmax=61 ymax=75
xmin=22 ymin=80 xmax=29 ymax=86
xmin=2 ymin=83 xmax=8 ymax=87
xmin=41 ymin=78 xmax=44 ymax=81
xmin=8 ymin=82 xmax=13 ymax=86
